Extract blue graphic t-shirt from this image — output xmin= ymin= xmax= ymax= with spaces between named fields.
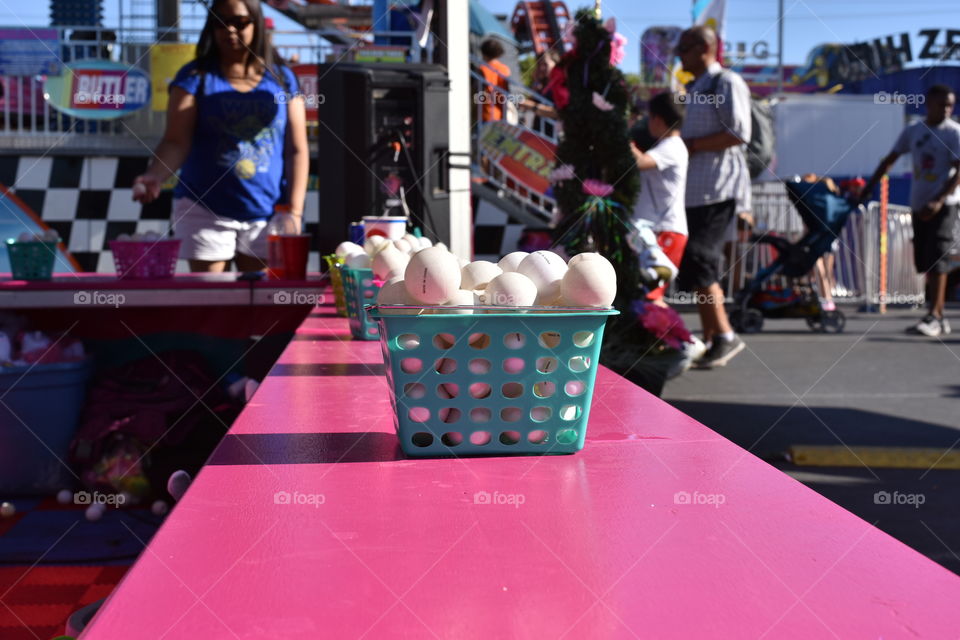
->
xmin=170 ymin=60 xmax=298 ymax=221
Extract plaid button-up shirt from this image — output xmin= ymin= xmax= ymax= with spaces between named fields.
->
xmin=681 ymin=62 xmax=752 ymax=211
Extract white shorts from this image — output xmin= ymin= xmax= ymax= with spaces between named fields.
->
xmin=172 ymin=197 xmax=269 ymax=261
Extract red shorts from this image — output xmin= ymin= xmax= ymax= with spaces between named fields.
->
xmin=647 ymin=231 xmax=688 ymax=301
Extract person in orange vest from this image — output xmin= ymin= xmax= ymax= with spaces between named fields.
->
xmin=479 ymin=38 xmax=511 ymax=122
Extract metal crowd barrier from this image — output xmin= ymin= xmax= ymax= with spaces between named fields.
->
xmin=669 ymin=182 xmax=928 ymax=307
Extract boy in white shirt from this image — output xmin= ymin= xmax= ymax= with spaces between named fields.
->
xmin=629 ymin=92 xmax=689 ymax=304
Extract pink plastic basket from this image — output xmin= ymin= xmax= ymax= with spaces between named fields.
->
xmin=109 ymin=239 xmax=181 ymax=279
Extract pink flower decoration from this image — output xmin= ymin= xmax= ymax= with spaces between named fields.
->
xmin=610 ymin=32 xmax=627 ymax=67
xmin=582 ymin=179 xmax=614 ymax=198
xmin=637 ymin=302 xmax=693 ymax=350
xmin=549 ymin=164 xmax=576 ymax=183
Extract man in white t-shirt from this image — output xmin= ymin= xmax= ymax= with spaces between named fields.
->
xmin=630 ymin=91 xmax=689 ymax=303
xmin=863 ymin=84 xmax=960 ymax=337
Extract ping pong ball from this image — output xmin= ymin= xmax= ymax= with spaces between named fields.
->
xmin=404 ymin=247 xmax=462 ymax=304
xmin=335 ymin=241 xmax=363 ymax=258
xmin=377 ymin=280 xmax=418 ymax=314
xmin=484 ymin=272 xmax=538 ymax=307
xmin=133 ymin=182 xmax=147 ymax=197
xmin=364 ymin=235 xmax=387 ymax=254
xmin=461 ymin=261 xmax=503 ymax=290
xmin=418 ymin=237 xmax=433 ymax=249
xmin=561 ymin=256 xmax=617 ymax=307
xmin=568 ymin=252 xmax=605 ymax=267
xmin=394 ymin=238 xmax=413 ymax=254
xmin=497 ymin=251 xmax=528 ymax=272
xmin=518 ymin=251 xmax=568 ymax=303
xmin=372 ymin=244 xmax=409 ymax=280
xmin=440 ymin=289 xmax=475 ymax=314
xmin=345 ymin=251 xmax=371 ymax=269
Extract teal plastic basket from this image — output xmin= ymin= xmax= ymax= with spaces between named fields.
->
xmin=368 ymin=305 xmax=619 ymax=457
xmin=341 ymin=267 xmax=383 ymax=340
xmin=5 ymin=240 xmax=57 ymax=280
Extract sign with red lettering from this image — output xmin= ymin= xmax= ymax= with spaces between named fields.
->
xmin=44 ymin=60 xmax=150 ymax=119
xmin=479 ymin=121 xmax=556 ymax=196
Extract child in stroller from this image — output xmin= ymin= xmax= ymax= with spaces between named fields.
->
xmin=730 ymin=175 xmax=863 ymax=334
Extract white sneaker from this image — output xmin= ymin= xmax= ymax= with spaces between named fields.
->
xmin=942 ymin=317 xmax=952 ymax=335
xmin=667 ymin=336 xmax=707 ymax=379
xmin=907 ymin=314 xmax=943 ymax=337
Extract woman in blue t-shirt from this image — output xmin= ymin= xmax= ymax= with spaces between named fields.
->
xmin=133 ymin=0 xmax=308 ymax=272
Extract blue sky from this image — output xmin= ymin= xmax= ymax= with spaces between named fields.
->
xmin=1 ymin=0 xmax=959 ymax=74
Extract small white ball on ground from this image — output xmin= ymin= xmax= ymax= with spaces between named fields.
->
xmin=484 ymin=272 xmax=538 ymax=307
xmin=344 ymin=252 xmax=371 ymax=269
xmin=497 ymin=251 xmax=528 ymax=272
xmin=151 ymin=500 xmax=169 ymax=516
xmin=404 ymin=247 xmax=462 ymax=304
xmin=561 ymin=258 xmax=617 ymax=307
xmin=335 ymin=241 xmax=363 ymax=258
xmin=460 ymin=261 xmax=503 ymax=290
xmin=0 ymin=502 xmax=15 ymax=517
xmin=85 ymin=503 xmax=106 ymax=521
xmin=518 ymin=251 xmax=568 ymax=304
xmin=57 ymin=489 xmax=73 ymax=505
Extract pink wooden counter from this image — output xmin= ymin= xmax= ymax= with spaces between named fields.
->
xmin=82 ymin=300 xmax=960 ymax=639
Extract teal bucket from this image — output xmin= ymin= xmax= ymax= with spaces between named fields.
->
xmin=6 ymin=240 xmax=57 ymax=280
xmin=341 ymin=267 xmax=383 ymax=340
xmin=368 ymin=306 xmax=619 ymax=457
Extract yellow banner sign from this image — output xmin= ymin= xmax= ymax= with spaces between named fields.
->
xmin=151 ymin=43 xmax=195 ymax=111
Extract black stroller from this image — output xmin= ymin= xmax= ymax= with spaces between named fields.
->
xmin=730 ymin=178 xmax=859 ymax=334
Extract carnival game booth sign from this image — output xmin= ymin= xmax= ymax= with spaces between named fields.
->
xmin=479 ymin=121 xmax=556 ymax=204
xmin=44 ymin=60 xmax=150 ymax=119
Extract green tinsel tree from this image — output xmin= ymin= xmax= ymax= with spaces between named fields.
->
xmin=551 ymin=8 xmax=640 ymax=307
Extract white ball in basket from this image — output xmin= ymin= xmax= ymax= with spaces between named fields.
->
xmin=142 ymin=230 xmax=161 ymax=241
xmin=394 ymin=238 xmax=413 ymax=254
xmin=364 ymin=235 xmax=387 ymax=254
xmin=418 ymin=237 xmax=433 ymax=249
xmin=518 ymin=251 xmax=568 ymax=303
xmin=377 ymin=279 xmax=418 ymax=315
xmin=344 ymin=251 xmax=371 ymax=269
xmin=335 ymin=241 xmax=363 ymax=258
xmin=567 ymin=252 xmax=607 ymax=267
xmin=484 ymin=272 xmax=538 ymax=307
xmin=17 ymin=232 xmax=33 ymax=242
xmin=404 ymin=247 xmax=462 ymax=304
xmin=42 ymin=229 xmax=59 ymax=242
xmin=561 ymin=256 xmax=617 ymax=307
xmin=497 ymin=251 xmax=528 ymax=273
xmin=439 ymin=289 xmax=475 ymax=314
xmin=434 ymin=242 xmax=448 ymax=253
xmin=117 ymin=233 xmax=132 ymax=241
xmin=460 ymin=261 xmax=503 ymax=291
xmin=372 ymin=244 xmax=410 ymax=280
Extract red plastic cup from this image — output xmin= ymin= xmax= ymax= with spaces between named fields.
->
xmin=268 ymin=234 xmax=310 ymax=280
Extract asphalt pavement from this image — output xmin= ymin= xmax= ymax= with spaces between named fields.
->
xmin=663 ymin=305 xmax=960 ymax=574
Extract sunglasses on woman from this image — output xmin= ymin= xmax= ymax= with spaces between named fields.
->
xmin=213 ymin=14 xmax=254 ymax=31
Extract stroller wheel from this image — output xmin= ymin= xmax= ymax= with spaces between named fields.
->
xmin=731 ymin=308 xmax=764 ymax=334
xmin=806 ymin=315 xmax=823 ymax=332
xmin=821 ymin=310 xmax=846 ymax=333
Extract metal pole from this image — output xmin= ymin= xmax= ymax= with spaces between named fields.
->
xmin=777 ymin=0 xmax=784 ymax=94
xmin=595 ymin=0 xmax=601 ymax=18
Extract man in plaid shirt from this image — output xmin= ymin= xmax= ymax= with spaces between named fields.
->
xmin=676 ymin=25 xmax=752 ymax=368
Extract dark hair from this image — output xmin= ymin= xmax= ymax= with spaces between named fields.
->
xmin=480 ymin=38 xmax=505 ymax=61
xmin=195 ymin=0 xmax=284 ymax=84
xmin=927 ymin=84 xmax=955 ymax=101
xmin=649 ymin=92 xmax=685 ymax=129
